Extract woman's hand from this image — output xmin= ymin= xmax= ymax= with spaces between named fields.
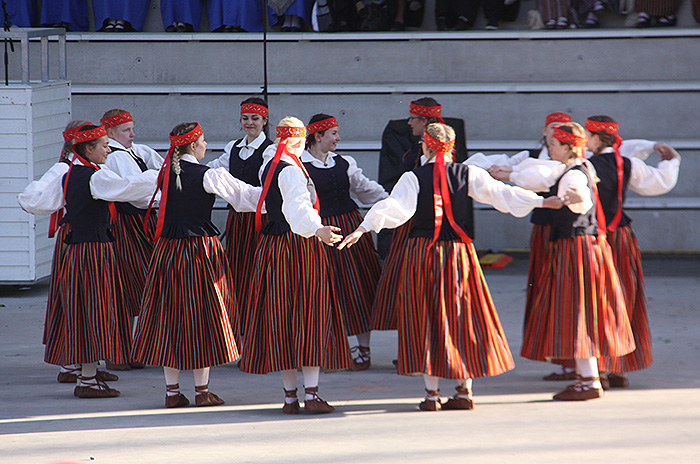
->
xmin=655 ymin=143 xmax=681 ymax=162
xmin=315 ymin=225 xmax=342 ymax=246
xmin=337 ymin=226 xmax=367 ymax=250
xmin=488 ymin=166 xmax=512 ymax=181
xmin=562 ymin=184 xmax=586 ymax=205
xmin=542 ymin=196 xmax=564 ymax=209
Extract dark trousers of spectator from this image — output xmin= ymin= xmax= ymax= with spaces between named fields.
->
xmin=436 ymin=0 xmax=505 ymax=25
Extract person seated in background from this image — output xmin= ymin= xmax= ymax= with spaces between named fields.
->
xmin=40 ymin=0 xmax=89 ymax=31
xmin=93 ymin=0 xmax=151 ymax=31
xmin=6 ymin=0 xmax=35 ymax=27
xmin=538 ymin=0 xmax=571 ymax=28
xmin=633 ymin=0 xmax=681 ymax=27
xmin=161 ymin=0 xmax=200 ymax=31
xmin=269 ymin=0 xmax=314 ymax=31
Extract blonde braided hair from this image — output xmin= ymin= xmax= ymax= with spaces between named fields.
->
xmin=169 ymin=122 xmax=199 ymax=191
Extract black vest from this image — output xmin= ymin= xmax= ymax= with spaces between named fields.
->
xmin=110 ymin=147 xmax=149 ymax=216
xmin=548 ymin=164 xmax=598 ymax=241
xmin=402 ymin=142 xmax=422 ymax=172
xmin=527 ymin=147 xmax=553 ymax=226
xmin=588 ymin=152 xmax=632 ymax=228
xmin=303 ymin=155 xmax=358 ymax=218
xmin=228 ymin=137 xmax=273 ymax=186
xmin=62 ymin=165 xmax=114 ymax=244
xmin=409 ymin=163 xmax=474 ymax=241
xmin=161 ymin=160 xmax=220 ymax=238
xmin=260 ymin=161 xmax=318 ymax=236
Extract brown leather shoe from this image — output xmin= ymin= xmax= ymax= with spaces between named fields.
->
xmin=59 ymin=369 xmax=118 ymax=383
xmin=543 ymin=370 xmax=577 ymax=381
xmin=165 ymin=383 xmax=190 ymax=408
xmin=442 ymin=386 xmax=474 ymax=410
xmin=348 ymin=346 xmax=371 ymax=371
xmin=303 ymin=386 xmax=335 ymax=413
xmin=607 ymin=373 xmax=629 ymax=388
xmin=419 ymin=389 xmax=442 ymax=411
xmin=74 ymin=375 xmax=120 ymax=398
xmin=195 ymin=384 xmax=225 ymax=407
xmin=282 ymin=388 xmax=300 ymax=414
xmin=165 ymin=393 xmax=190 ymax=408
xmin=105 ymin=360 xmax=131 ymax=371
xmin=553 ymin=378 xmax=604 ymax=401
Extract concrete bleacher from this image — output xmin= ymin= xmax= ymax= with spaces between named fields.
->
xmin=5 ymin=25 xmax=700 ymax=251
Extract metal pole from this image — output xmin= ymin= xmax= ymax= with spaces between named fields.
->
xmin=261 ymin=0 xmax=268 ymax=102
xmin=2 ymin=0 xmax=15 ymax=86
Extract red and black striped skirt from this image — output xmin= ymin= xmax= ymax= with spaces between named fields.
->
xmin=239 ymin=232 xmax=352 ymax=374
xmin=223 ymin=210 xmax=264 ymax=342
xmin=45 ymin=241 xmax=130 ymax=366
xmin=132 ymin=236 xmax=239 ymax=370
xmin=523 ymin=223 xmax=552 ymax=332
xmin=371 ymin=221 xmax=412 ymax=331
xmin=43 ymin=225 xmax=69 ymax=349
xmin=598 ymin=225 xmax=653 ymax=372
xmin=111 ymin=212 xmax=156 ymax=317
xmin=395 ymin=237 xmax=515 ymax=379
xmin=323 ymin=210 xmax=381 ymax=335
xmin=520 ymin=235 xmax=636 ymax=362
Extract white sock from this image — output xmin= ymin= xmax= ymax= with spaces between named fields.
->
xmin=164 ymin=367 xmax=180 ymax=396
xmin=302 ymin=366 xmax=320 ymax=400
xmin=576 ymin=358 xmax=601 ymax=388
xmin=281 ymin=370 xmax=298 ymax=403
xmin=356 ymin=332 xmax=371 ymax=348
xmin=457 ymin=378 xmax=473 ymax=398
xmin=80 ymin=363 xmax=98 ymax=385
xmin=423 ymin=374 xmax=440 ymax=399
xmin=60 ymin=364 xmax=80 ymax=373
xmin=193 ymin=367 xmax=210 ymax=391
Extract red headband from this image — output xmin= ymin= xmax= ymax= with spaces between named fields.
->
xmin=423 ymin=131 xmax=455 ymax=155
xmin=276 ymin=126 xmax=306 ymax=138
xmin=307 ymin=117 xmax=338 ymax=135
xmin=100 ymin=111 xmax=133 ymax=129
xmin=553 ymin=126 xmax=586 ymax=149
xmin=62 ymin=126 xmax=82 ymax=142
xmin=585 ymin=118 xmax=619 ymax=135
xmin=546 ymin=112 xmax=572 ymax=126
xmin=73 ymin=125 xmax=107 ymax=145
xmin=410 ymin=101 xmax=445 ymax=124
xmin=170 ymin=123 xmax=203 ymax=147
xmin=241 ymin=103 xmax=269 ymax=118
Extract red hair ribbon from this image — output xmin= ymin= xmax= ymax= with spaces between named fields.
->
xmin=73 ymin=125 xmax=107 ymax=145
xmin=553 ymin=126 xmax=587 ymax=149
xmin=410 ymin=101 xmax=445 ymax=124
xmin=100 ymin=111 xmax=133 ymax=129
xmin=585 ymin=118 xmax=624 ymax=231
xmin=145 ymin=123 xmax=204 ymax=242
xmin=255 ymin=125 xmax=319 ymax=231
xmin=545 ymin=112 xmax=572 ymax=126
xmin=62 ymin=126 xmax=81 ymax=142
xmin=307 ymin=117 xmax=338 ymax=135
xmin=423 ymin=130 xmax=472 ymax=248
xmin=241 ymin=103 xmax=268 ymax=118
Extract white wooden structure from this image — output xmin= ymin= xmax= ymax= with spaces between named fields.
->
xmin=0 ymin=28 xmax=71 ymax=284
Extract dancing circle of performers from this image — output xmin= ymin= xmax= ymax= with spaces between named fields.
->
xmin=17 ymin=98 xmax=681 ymax=411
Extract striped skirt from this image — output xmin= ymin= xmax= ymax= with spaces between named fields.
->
xmin=371 ymin=221 xmax=412 ymax=331
xmin=240 ymin=232 xmax=352 ymax=374
xmin=223 ymin=210 xmax=264 ymax=342
xmin=112 ymin=212 xmax=156 ymax=317
xmin=520 ymin=235 xmax=636 ymax=362
xmin=323 ymin=210 xmax=381 ymax=335
xmin=635 ymin=0 xmax=682 ymax=16
xmin=132 ymin=236 xmax=239 ymax=370
xmin=43 ymin=225 xmax=69 ymax=348
xmin=598 ymin=225 xmax=653 ymax=373
xmin=523 ymin=223 xmax=552 ymax=334
xmin=45 ymin=241 xmax=130 ymax=366
xmin=396 ymin=237 xmax=515 ymax=379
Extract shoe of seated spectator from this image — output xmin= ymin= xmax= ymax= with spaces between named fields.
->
xmin=485 ymin=22 xmax=499 ymax=30
xmin=656 ymin=15 xmax=676 ymax=26
xmin=544 ymin=18 xmax=557 ymax=29
xmin=361 ymin=3 xmax=390 ymax=31
xmin=390 ymin=20 xmax=405 ymax=31
xmin=165 ymin=23 xmax=178 ymax=32
xmin=436 ymin=16 xmax=449 ymax=31
xmin=592 ymin=1 xmax=605 ymax=12
xmin=635 ymin=12 xmax=651 ymax=28
xmin=456 ymin=16 xmax=471 ymax=30
xmin=583 ymin=12 xmax=599 ymax=28
xmin=99 ymin=20 xmax=116 ymax=32
xmin=555 ymin=16 xmax=568 ymax=28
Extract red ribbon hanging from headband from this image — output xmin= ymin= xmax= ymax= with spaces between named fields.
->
xmin=585 ymin=118 xmax=624 ymax=231
xmin=410 ymin=102 xmax=445 ymax=124
xmin=100 ymin=111 xmax=133 ymax=129
xmin=423 ymin=131 xmax=471 ymax=248
xmin=255 ymin=125 xmax=319 ymax=232
xmin=240 ymin=103 xmax=268 ymax=118
xmin=145 ymin=123 xmax=203 ymax=242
